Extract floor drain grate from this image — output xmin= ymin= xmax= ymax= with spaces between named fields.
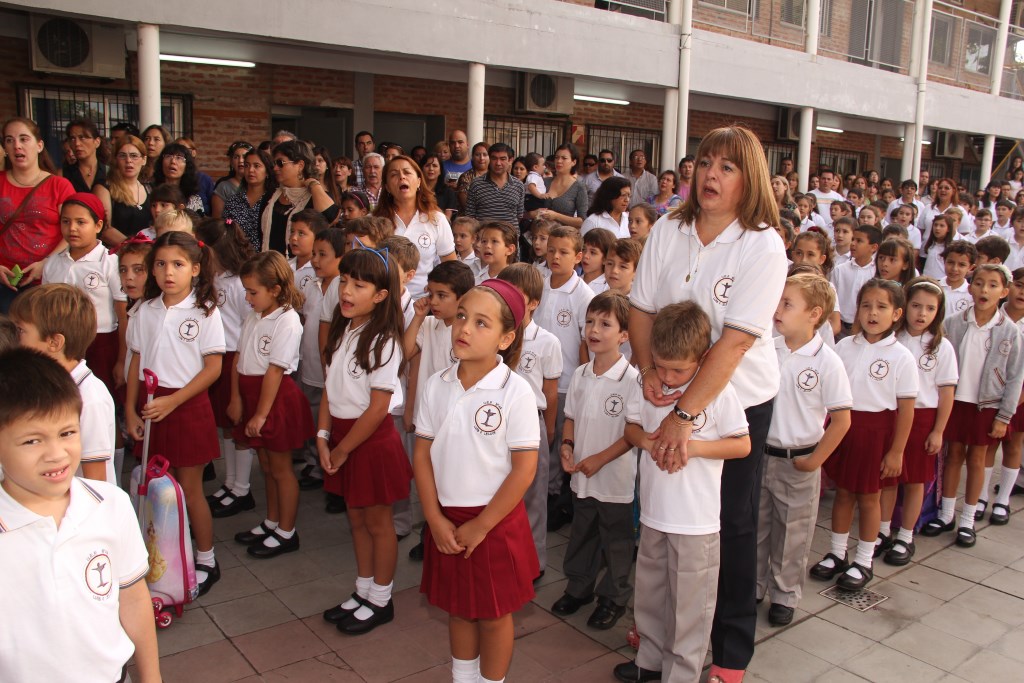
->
xmin=819 ymin=585 xmax=889 ymax=611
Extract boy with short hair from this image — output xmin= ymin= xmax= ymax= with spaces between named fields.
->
xmin=9 ymin=284 xmax=116 ymax=485
xmin=941 ymin=241 xmax=977 ymax=318
xmin=975 ymin=234 xmax=1011 ymax=266
xmin=581 ymin=228 xmax=616 ymax=294
xmin=1007 ymin=208 xmax=1024 ymax=271
xmin=965 ymin=208 xmax=995 ymax=244
xmin=0 ymin=348 xmax=160 ymax=682
xmin=289 ymin=208 xmax=328 ymax=292
xmin=757 ymin=274 xmax=852 ymax=626
xmin=616 ymin=301 xmax=750 ymax=683
xmin=524 ymin=152 xmax=548 ymax=200
xmin=830 ymin=223 xmax=881 ymax=334
xmin=993 ymin=200 xmax=1015 ymax=240
xmin=605 ymin=238 xmax=642 ymax=295
xmin=0 ymin=314 xmax=16 ymax=351
xmin=474 ymin=220 xmax=518 ymax=283
xmin=451 ymin=215 xmax=480 ymax=266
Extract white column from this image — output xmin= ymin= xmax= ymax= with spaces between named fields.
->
xmin=467 ymin=63 xmax=485 ymax=145
xmin=805 ymin=0 xmax=821 ymax=54
xmin=662 ymin=87 xmax=678 ymax=172
xmin=901 ymin=126 xmax=915 ymax=181
xmin=137 ymin=24 xmax=161 ymax=129
xmin=981 ymin=135 xmax=996 ymax=187
xmin=981 ymin=0 xmax=1013 ymax=186
xmin=675 ymin=0 xmax=694 ymax=163
xmin=797 ymin=0 xmax=821 ymax=192
xmin=911 ymin=0 xmax=934 ymax=184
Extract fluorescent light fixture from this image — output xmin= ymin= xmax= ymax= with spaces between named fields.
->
xmin=160 ymin=54 xmax=256 ymax=68
xmin=922 ymin=140 xmax=932 ymax=145
xmin=816 ymin=125 xmax=844 ymax=134
xmin=574 ymin=94 xmax=630 ymax=106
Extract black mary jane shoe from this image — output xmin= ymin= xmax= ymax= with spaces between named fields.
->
xmin=234 ymin=521 xmax=275 ymax=546
xmin=298 ymin=474 xmax=324 ymax=491
xmin=551 ymin=592 xmax=595 ymax=616
xmin=323 ymin=593 xmax=365 ymax=624
xmin=612 ymin=660 xmax=662 ymax=683
xmin=955 ymin=526 xmax=977 ymax=548
xmin=196 ymin=562 xmax=221 ymax=597
xmin=587 ymin=600 xmax=626 ymax=630
xmin=211 ymin=491 xmax=255 ymax=519
xmin=990 ymin=503 xmax=1011 ymax=526
xmin=974 ymin=500 xmax=988 ymax=521
xmin=920 ymin=517 xmax=955 ymax=537
xmin=836 ymin=562 xmax=873 ymax=591
xmin=768 ymin=603 xmax=794 ymax=626
xmin=810 ymin=553 xmax=848 ymax=581
xmin=408 ymin=541 xmax=425 ymax=561
xmin=883 ymin=539 xmax=915 ymax=566
xmin=337 ymin=599 xmax=394 ymax=635
xmin=325 ymin=493 xmax=347 ymax=514
xmin=247 ymin=530 xmax=300 ymax=558
xmin=205 ymin=485 xmax=231 ymax=506
xmin=873 ymin=532 xmax=893 ymax=558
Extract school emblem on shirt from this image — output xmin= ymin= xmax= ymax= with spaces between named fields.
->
xmin=954 ymin=298 xmax=970 ymax=311
xmin=84 ymin=551 xmax=113 ymax=599
xmin=604 ymin=394 xmax=624 ymax=417
xmin=178 ymin=318 xmax=200 ymax=342
xmin=83 ymin=272 xmax=101 ymax=290
xmin=417 ymin=233 xmax=432 ymax=249
xmin=474 ymin=402 xmax=503 ymax=434
xmin=348 ymin=356 xmax=364 ymax=378
xmin=556 ymin=310 xmax=572 ymax=327
xmin=869 ymin=359 xmax=890 ymax=380
xmin=985 ymin=337 xmax=993 ymax=351
xmin=999 ymin=339 xmax=1012 ymax=356
xmin=258 ymin=335 xmax=272 ymax=356
xmin=519 ymin=351 xmax=538 ymax=373
xmin=919 ymin=353 xmax=937 ymax=371
xmin=299 ymin=274 xmax=314 ymax=291
xmin=216 ymin=289 xmax=227 ymax=306
xmin=712 ymin=276 xmax=735 ymax=306
xmin=691 ymin=410 xmax=708 ymax=434
xmin=796 ymin=368 xmax=820 ymax=392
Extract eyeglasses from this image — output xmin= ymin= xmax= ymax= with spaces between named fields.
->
xmin=67 ymin=134 xmax=95 ymax=142
xmin=274 ymin=159 xmax=296 ymax=168
xmin=583 ymin=161 xmax=596 ymax=167
xmin=167 ymin=154 xmax=187 ymax=162
xmin=117 ymin=152 xmax=143 ymax=161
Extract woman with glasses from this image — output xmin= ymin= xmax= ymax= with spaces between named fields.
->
xmin=153 ymin=142 xmax=207 ymax=215
xmin=93 ymin=135 xmax=151 ymax=244
xmin=259 ymin=140 xmax=338 ymax=254
xmin=59 ymin=119 xmax=108 ymax=193
xmin=211 ymin=141 xmax=253 ymax=218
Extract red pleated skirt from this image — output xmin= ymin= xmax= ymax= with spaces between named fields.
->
xmin=825 ymin=410 xmax=894 ymax=494
xmin=421 ymin=502 xmax=539 ymax=620
xmin=1004 ymin=402 xmax=1024 ymax=438
xmin=323 ymin=416 xmax=411 ymax=507
xmin=944 ymin=401 xmax=999 ymax=447
xmin=208 ymin=350 xmax=237 ymax=429
xmin=900 ymin=408 xmax=939 ymax=484
xmin=86 ymin=330 xmax=119 ymax=397
xmin=231 ymin=373 xmax=314 ymax=452
xmin=135 ymin=386 xmax=219 ymax=468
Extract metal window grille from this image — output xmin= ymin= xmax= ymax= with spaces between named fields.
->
xmin=601 ymin=1 xmax=668 ymax=21
xmin=931 ymin=13 xmax=954 ymax=65
xmin=780 ymin=0 xmax=833 ymax=36
xmin=483 ymin=116 xmax=569 ymax=159
xmin=587 ymin=125 xmax=663 ymax=174
xmin=923 ymin=160 xmax=950 ymax=181
xmin=818 ymin=148 xmax=866 ymax=177
xmin=700 ymin=0 xmax=751 ymax=14
xmin=763 ymin=142 xmax=797 ymax=176
xmin=19 ymin=84 xmax=192 ymax=168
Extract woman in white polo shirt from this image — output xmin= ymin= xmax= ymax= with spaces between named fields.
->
xmin=627 ymin=125 xmax=788 ymax=683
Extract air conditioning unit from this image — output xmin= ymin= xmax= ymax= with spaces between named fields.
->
xmin=777 ymin=107 xmax=813 ymax=142
xmin=934 ymin=130 xmax=965 ymax=159
xmin=30 ymin=15 xmax=125 ymax=79
xmin=515 ymin=73 xmax=574 ymax=116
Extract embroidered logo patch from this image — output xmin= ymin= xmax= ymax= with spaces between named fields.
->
xmin=604 ymin=394 xmax=624 ymax=417
xmin=299 ymin=274 xmax=314 ymax=291
xmin=999 ymin=339 xmax=1012 ymax=356
xmin=258 ymin=335 xmax=272 ymax=356
xmin=85 ymin=551 xmax=113 ymax=599
xmin=918 ymin=353 xmax=937 ymax=371
xmin=417 ymin=233 xmax=432 ymax=249
xmin=83 ymin=272 xmax=101 ymax=290
xmin=692 ymin=410 xmax=708 ymax=434
xmin=796 ymin=368 xmax=820 ymax=392
xmin=474 ymin=402 xmax=502 ymax=434
xmin=518 ymin=351 xmax=538 ymax=373
xmin=347 ymin=356 xmax=364 ymax=378
xmin=712 ymin=276 xmax=735 ymax=306
xmin=954 ymin=298 xmax=970 ymax=312
xmin=869 ymin=359 xmax=890 ymax=380
xmin=216 ymin=289 xmax=227 ymax=307
xmin=178 ymin=318 xmax=200 ymax=342
xmin=556 ymin=310 xmax=572 ymax=327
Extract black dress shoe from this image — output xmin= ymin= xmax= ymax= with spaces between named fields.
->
xmin=211 ymin=491 xmax=255 ymax=518
xmin=810 ymin=553 xmax=848 ymax=581
xmin=298 ymin=474 xmax=323 ymax=491
xmin=920 ymin=517 xmax=955 ymax=537
xmin=974 ymin=500 xmax=988 ymax=521
xmin=955 ymin=526 xmax=977 ymax=547
xmin=325 ymin=493 xmax=347 ymax=514
xmin=836 ymin=562 xmax=873 ymax=591
xmin=873 ymin=532 xmax=893 ymax=558
xmin=234 ymin=521 xmax=274 ymax=546
xmin=612 ymin=660 xmax=661 ymax=682
xmin=884 ymin=539 xmax=915 ymax=566
xmin=247 ymin=530 xmax=300 ymax=558
xmin=547 ymin=505 xmax=572 ymax=532
xmin=990 ymin=503 xmax=1011 ymax=525
xmin=768 ymin=603 xmax=794 ymax=626
xmin=196 ymin=562 xmax=220 ymax=597
xmin=337 ymin=599 xmax=394 ymax=635
xmin=587 ymin=600 xmax=626 ymax=630
xmin=551 ymin=592 xmax=594 ymax=616
xmin=408 ymin=541 xmax=424 ymax=561
xmin=323 ymin=593 xmax=364 ymax=624
xmin=205 ymin=485 xmax=231 ymax=506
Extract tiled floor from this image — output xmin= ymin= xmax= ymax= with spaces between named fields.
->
xmin=134 ymin=461 xmax=1024 ymax=682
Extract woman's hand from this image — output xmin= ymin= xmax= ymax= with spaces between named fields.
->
xmin=428 ymin=515 xmax=464 ymax=555
xmin=140 ymin=395 xmax=177 ymax=423
xmin=0 ymin=265 xmax=17 ymax=290
xmin=652 ymin=415 xmax=692 ymax=473
xmin=18 ymin=260 xmax=44 ymax=287
xmin=642 ymin=371 xmax=682 ymax=407
xmin=126 ymin=410 xmax=145 ymax=440
xmin=454 ymin=518 xmax=487 ymax=559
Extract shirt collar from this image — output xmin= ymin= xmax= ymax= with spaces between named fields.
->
xmin=62 ymin=242 xmax=106 ymax=263
xmin=70 ymin=360 xmax=92 ymax=385
xmin=440 ymin=357 xmax=512 ymax=390
xmin=260 ymin=307 xmax=287 ymax=322
xmin=676 ymin=218 xmax=745 ymax=245
xmin=548 ymin=271 xmax=581 ymax=293
xmin=942 ymin=278 xmax=969 ymax=292
xmin=525 ymin=320 xmax=539 ymax=340
xmin=0 ymin=477 xmax=103 ymax=534
xmin=583 ymin=354 xmax=630 ymax=381
xmin=852 ymin=332 xmax=898 ymax=347
xmin=775 ymin=334 xmax=824 ymax=357
xmin=969 ymin=309 xmax=1001 ymax=331
xmin=148 ymin=290 xmax=198 ymax=311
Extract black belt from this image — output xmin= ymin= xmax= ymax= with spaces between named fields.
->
xmin=765 ymin=444 xmax=817 ymax=459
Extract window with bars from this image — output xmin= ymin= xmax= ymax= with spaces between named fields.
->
xmin=699 ymin=0 xmax=751 ymax=15
xmin=483 ymin=116 xmax=568 ymax=159
xmin=19 ymin=84 xmax=192 ymax=169
xmin=586 ymin=125 xmax=663 ymax=173
xmin=930 ymin=14 xmax=954 ymax=65
xmin=780 ymin=0 xmax=833 ymax=35
xmin=763 ymin=143 xmax=796 ymax=176
xmin=923 ymin=160 xmax=950 ymax=182
xmin=818 ymin=148 xmax=866 ymax=177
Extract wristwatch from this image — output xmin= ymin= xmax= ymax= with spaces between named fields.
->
xmin=562 ymin=439 xmax=575 ymax=448
xmin=317 ymin=429 xmax=331 ymax=441
xmin=672 ymin=405 xmax=697 ymax=423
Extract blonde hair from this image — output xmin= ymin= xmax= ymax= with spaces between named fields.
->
xmin=785 ymin=273 xmax=836 ymax=330
xmin=107 ymin=135 xmax=148 ymax=206
xmin=651 ymin=301 xmax=712 ymax=361
xmin=154 ymin=209 xmax=194 ymax=236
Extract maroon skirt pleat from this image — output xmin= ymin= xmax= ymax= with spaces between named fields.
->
xmin=322 ymin=416 xmax=411 ymax=507
xmin=824 ymin=410 xmax=894 ymax=494
xmin=1004 ymin=402 xmax=1024 ymax=437
xmin=900 ymin=408 xmax=939 ymax=484
xmin=944 ymin=401 xmax=999 ymax=447
xmin=208 ymin=350 xmax=236 ymax=429
xmin=232 ymin=373 xmax=314 ymax=452
xmin=135 ymin=386 xmax=219 ymax=468
xmin=86 ymin=330 xmax=119 ymax=397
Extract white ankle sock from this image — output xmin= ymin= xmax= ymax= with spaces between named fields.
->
xmin=353 ymin=581 xmax=393 ymax=620
xmin=341 ymin=576 xmax=373 ymax=610
xmin=828 ymin=532 xmax=849 ymax=563
xmin=232 ymin=448 xmax=254 ymax=496
xmin=959 ymin=504 xmax=977 ymax=529
xmin=897 ymin=527 xmax=914 ymax=544
xmin=854 ymin=539 xmax=874 ymax=568
xmin=452 ymin=657 xmax=480 ymax=683
xmin=113 ymin=447 xmax=124 ymax=487
xmin=262 ymin=525 xmax=294 ymax=548
xmin=221 ymin=437 xmax=236 ymax=491
xmin=878 ymin=521 xmax=891 ymax=537
xmin=995 ymin=467 xmax=1018 ymax=506
xmin=196 ymin=548 xmax=216 ymax=583
xmin=251 ymin=519 xmax=278 ymax=535
xmin=939 ymin=497 xmax=956 ymax=523
xmin=980 ymin=466 xmax=994 ymax=503
xmin=479 ymin=676 xmax=505 ymax=683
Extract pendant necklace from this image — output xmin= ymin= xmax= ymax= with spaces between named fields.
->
xmin=685 ymin=229 xmax=704 ymax=283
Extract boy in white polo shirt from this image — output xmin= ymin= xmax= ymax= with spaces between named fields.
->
xmin=617 ymin=302 xmax=750 ymax=683
xmin=0 ymin=348 xmax=160 ymax=683
xmin=757 ymin=274 xmax=852 ymax=627
xmin=831 ymin=222 xmax=881 ymax=335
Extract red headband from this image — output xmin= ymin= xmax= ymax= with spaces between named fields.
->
xmin=479 ymin=279 xmax=526 ymax=330
xmin=65 ymin=192 xmax=107 ymax=225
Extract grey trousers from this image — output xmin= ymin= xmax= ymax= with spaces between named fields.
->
xmin=562 ymin=494 xmax=634 ymax=606
xmin=392 ymin=413 xmax=416 ymax=536
xmin=523 ymin=411 xmax=550 ymax=570
xmin=548 ymin=392 xmax=567 ymax=496
xmin=299 ymin=381 xmax=323 ymax=478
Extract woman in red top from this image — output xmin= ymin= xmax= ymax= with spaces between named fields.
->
xmin=0 ymin=117 xmax=75 ymax=313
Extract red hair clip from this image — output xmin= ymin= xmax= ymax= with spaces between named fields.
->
xmin=224 ymin=218 xmax=233 ymax=225
xmin=197 ymin=240 xmax=206 ymax=248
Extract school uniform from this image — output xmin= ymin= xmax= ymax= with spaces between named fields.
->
xmin=297 ymin=276 xmax=328 ymax=479
xmin=586 ymin=273 xmax=609 ymax=295
xmin=826 ymin=334 xmax=918 ymax=494
xmin=415 ymin=359 xmax=541 ymax=619
xmin=830 ymin=257 xmax=876 ymax=325
xmin=323 ymin=324 xmax=410 ymax=507
xmin=941 ymin=278 xmax=973 ymax=319
xmin=128 ymin=291 xmax=226 ymax=467
xmin=393 ymin=210 xmax=456 ymax=299
xmin=562 ymin=356 xmax=641 ymax=608
xmin=626 ymin=378 xmax=749 ymax=682
xmin=232 ymin=307 xmax=313 ymax=452
xmin=72 ymin=360 xmax=118 ymax=486
xmin=0 ymin=478 xmax=149 ymax=683
xmin=834 ymin=250 xmax=852 ymax=267
xmin=534 ymin=261 xmax=552 ymax=281
xmin=42 ymin=242 xmax=126 ymax=395
xmin=963 ymin=229 xmax=994 ymax=245
xmin=896 ymin=331 xmax=959 ymax=483
xmin=1006 ymin=239 xmax=1024 ymax=271
xmin=457 ymin=251 xmax=479 ymax=270
xmin=319 ymin=276 xmax=340 ymax=325
xmin=757 ymin=336 xmax=852 ymax=609
xmin=209 ymin=272 xmax=249 ymax=429
xmin=922 ymin=242 xmax=950 ymax=280
xmin=1001 ymin=307 xmax=1024 ymax=437
xmin=580 ymin=211 xmax=630 ymax=239
xmin=289 ymin=257 xmax=316 ymax=294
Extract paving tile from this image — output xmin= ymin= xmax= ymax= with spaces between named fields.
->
xmin=919 ymin=602 xmax=1012 ymax=647
xmin=841 ymin=642 xmax=945 ymax=683
xmin=978 ymin=520 xmax=1024 ymax=547
xmin=242 ymin=550 xmax=327 ymax=590
xmin=512 ymin=600 xmax=561 ymax=639
xmin=922 ymin=547 xmax=1003 ymax=582
xmin=949 ymin=540 xmax=1024 ymax=567
xmin=981 ymin=567 xmax=1024 ymax=599
xmin=950 ymin=584 xmax=1024 ymax=626
xmin=817 ymin=589 xmax=920 ymax=642
xmin=881 ymin=621 xmax=980 ymax=672
xmin=260 ymin=657 xmax=365 ymax=682
xmin=154 ymin=603 xmax=225 ymax=657
xmin=747 ymin=638 xmax=832 ymax=683
xmin=274 ymin=575 xmax=350 ymax=619
xmin=515 ymin=621 xmax=612 ymax=674
xmin=539 ymin=650 xmax=629 ymax=682
xmin=331 ymin=625 xmax=449 ymax=682
xmin=989 ymin=627 xmax=1024 ymax=664
xmin=776 ymin=617 xmax=875 ymax=665
xmin=813 ymin=669 xmax=871 ymax=683
xmin=506 ymin=646 xmax=557 ymax=680
xmin=869 ymin=580 xmax=946 ymax=621
xmin=231 ymin=619 xmax=330 ymax=672
xmin=951 ymin=649 xmax=1023 ymax=682
xmin=157 ymin=639 xmax=255 ymax=683
xmin=887 ymin=564 xmax=974 ymax=601
xmin=390 ymin=662 xmax=453 ymax=682
xmin=206 ymin=591 xmax=295 ymax=637
xmin=195 ymin=565 xmax=266 ymax=607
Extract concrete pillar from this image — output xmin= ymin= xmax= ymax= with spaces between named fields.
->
xmin=467 ymin=63 xmax=485 ymax=146
xmin=911 ymin=0 xmax=934 ymax=184
xmin=797 ymin=107 xmax=814 ymax=192
xmin=901 ymin=126 xmax=915 ymax=181
xmin=675 ymin=0 xmax=693 ymax=163
xmin=981 ymin=135 xmax=996 ymax=188
xmin=662 ymin=87 xmax=678 ymax=172
xmin=137 ymin=24 xmax=161 ymax=129
xmin=805 ymin=0 xmax=821 ymax=54
xmin=353 ymin=73 xmax=374 ymax=156
xmin=981 ymin=0 xmax=1013 ymax=186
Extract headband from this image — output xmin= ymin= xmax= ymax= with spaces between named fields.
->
xmin=108 ymin=232 xmax=154 ymax=255
xmin=479 ymin=279 xmax=526 ymax=330
xmin=65 ymin=192 xmax=106 ymax=224
xmin=907 ymin=279 xmax=943 ymax=294
xmin=350 ymin=237 xmax=389 ymax=273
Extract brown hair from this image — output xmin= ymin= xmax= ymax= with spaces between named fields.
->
xmin=0 ymin=348 xmax=82 ymax=432
xmin=144 ymin=231 xmax=218 ymax=315
xmin=583 ymin=227 xmax=616 ymax=258
xmin=379 ymin=235 xmax=420 ymax=274
xmin=900 ymin=276 xmax=947 ymax=354
xmin=548 ymin=226 xmax=583 ymax=253
xmin=611 ymin=238 xmax=643 ymax=268
xmin=345 ymin=216 xmax=393 ymax=247
xmin=497 ymin=263 xmax=544 ymax=303
xmin=2 ymin=117 xmax=57 ymax=173
xmin=785 ymin=273 xmax=835 ymax=331
xmin=0 ymin=314 xmax=17 ymax=353
xmin=238 ymin=251 xmax=304 ymax=312
xmin=107 ymin=136 xmax=148 ymax=206
xmin=651 ymin=300 xmax=712 ymax=361
xmin=478 ymin=221 xmax=519 ymax=249
xmin=10 ymin=284 xmax=97 ymax=360
xmin=374 ymin=155 xmax=440 ymax=219
xmin=587 ymin=290 xmax=630 ymax=331
xmin=793 ymin=230 xmax=835 ymax=277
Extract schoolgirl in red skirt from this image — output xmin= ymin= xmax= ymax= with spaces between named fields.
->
xmin=814 ymin=279 xmax=918 ymax=591
xmin=413 ymin=280 xmax=540 ymax=683
xmin=227 ymin=251 xmax=313 ymax=558
xmin=124 ymin=230 xmax=225 ymax=596
xmin=318 ymin=248 xmax=411 ymax=636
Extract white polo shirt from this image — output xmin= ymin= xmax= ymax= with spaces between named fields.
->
xmin=896 ymin=331 xmax=959 ymax=409
xmin=393 ymin=289 xmax=415 ymax=418
xmin=580 ymin=212 xmax=630 ymax=239
xmin=516 ymin=320 xmax=563 ymax=410
xmin=536 ymin=272 xmax=595 ymax=393
xmin=237 ymin=307 xmax=302 ymax=376
xmin=325 ymin=323 xmax=404 ymax=418
xmin=830 ymin=257 xmax=877 ymax=325
xmin=393 ymin=210 xmax=456 ymax=299
xmin=942 ymin=278 xmax=973 ymax=319
xmin=415 ymin=316 xmax=456 ymax=399
xmin=214 ymin=272 xmax=249 ymax=351
xmin=128 ymin=291 xmax=226 ymax=388
xmin=953 ymin=308 xmax=999 ymax=403
xmin=415 ymin=360 xmax=540 ymax=507
xmin=1007 ymin=239 xmax=1024 ymax=271
xmin=121 ymin=300 xmax=142 ymax=385
xmin=564 ymin=355 xmax=641 ymax=503
xmin=835 ymin=333 xmax=919 ymax=411
xmin=586 ymin=273 xmax=609 ymax=295
xmin=42 ymin=242 xmax=126 ymax=333
xmin=631 ymin=216 xmax=788 ymax=408
xmin=319 ymin=276 xmax=340 ymax=324
xmin=289 ymin=257 xmax=316 ymax=294
xmin=767 ymin=336 xmax=852 ymax=449
xmin=627 ymin=379 xmax=748 ymax=535
xmin=300 ymin=276 xmax=326 ymax=387
xmin=72 ymin=360 xmax=117 ymax=486
xmin=0 ymin=478 xmax=149 ymax=683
